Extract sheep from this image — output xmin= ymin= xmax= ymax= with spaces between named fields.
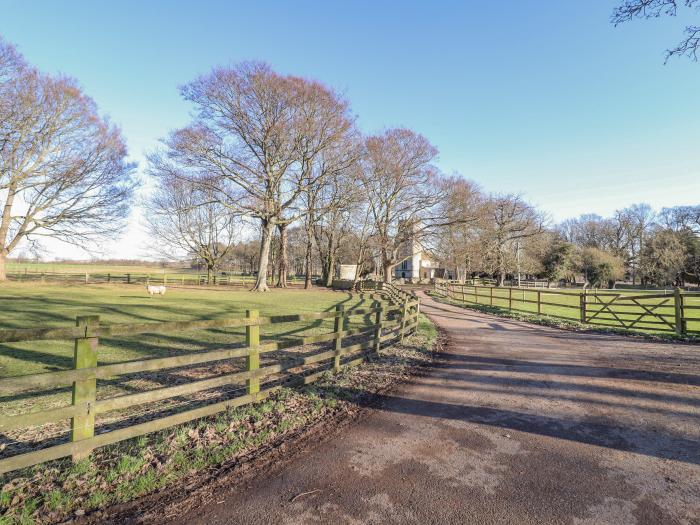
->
xmin=146 ymin=284 xmax=167 ymax=296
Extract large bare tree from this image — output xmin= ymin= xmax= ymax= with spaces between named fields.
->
xmin=433 ymin=176 xmax=485 ymax=280
xmin=359 ymin=128 xmax=442 ymax=283
xmin=612 ymin=0 xmax=700 ymax=61
xmin=0 ymin=38 xmax=134 ymax=280
xmin=155 ymin=62 xmax=352 ymax=291
xmin=482 ymin=194 xmax=545 ymax=286
xmin=145 ymin=172 xmax=240 ymax=283
xmin=305 ymin=138 xmax=362 ymax=287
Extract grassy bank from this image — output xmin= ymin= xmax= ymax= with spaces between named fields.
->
xmin=0 ymin=316 xmax=437 ymax=525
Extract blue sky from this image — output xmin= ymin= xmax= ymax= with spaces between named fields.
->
xmin=2 ymin=1 xmax=699 ymax=259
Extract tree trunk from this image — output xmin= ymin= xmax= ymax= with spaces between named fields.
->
xmin=319 ymin=246 xmax=330 ymax=285
xmin=252 ymin=219 xmax=274 ymax=292
xmin=276 ymin=223 xmax=288 ymax=288
xmin=497 ymin=251 xmax=505 ymax=286
xmin=0 ymin=185 xmax=17 ymax=282
xmin=352 ymin=245 xmax=365 ymax=287
xmin=325 ymin=257 xmax=335 ymax=288
xmin=206 ymin=264 xmax=212 ymax=285
xmin=323 ymin=231 xmax=335 ymax=287
xmin=383 ymin=262 xmax=393 ymax=284
xmin=304 ymin=224 xmax=314 ymax=289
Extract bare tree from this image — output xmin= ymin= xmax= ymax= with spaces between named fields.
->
xmin=155 ymin=62 xmax=352 ymax=291
xmin=611 ymin=0 xmax=700 ymax=61
xmin=432 ymin=176 xmax=485 ymax=280
xmin=308 ymin=140 xmax=362 ymax=287
xmin=617 ymin=203 xmax=656 ymax=284
xmin=483 ymin=194 xmax=545 ymax=286
xmin=280 ymin=86 xmax=357 ymax=289
xmin=660 ymin=204 xmax=700 ymax=234
xmin=146 ymin=173 xmax=240 ymax=283
xmin=359 ymin=128 xmax=443 ymax=283
xmin=225 ymin=239 xmax=259 ymax=274
xmin=0 ymin=38 xmax=134 ymax=280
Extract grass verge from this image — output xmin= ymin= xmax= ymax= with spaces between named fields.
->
xmin=0 ymin=315 xmax=437 ymax=525
xmin=427 ymin=291 xmax=699 ymax=344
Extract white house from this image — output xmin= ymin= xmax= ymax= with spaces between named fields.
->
xmin=394 ymin=237 xmax=442 ymax=282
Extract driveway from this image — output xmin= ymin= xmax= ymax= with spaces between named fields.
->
xmin=170 ymin=291 xmax=700 ymax=524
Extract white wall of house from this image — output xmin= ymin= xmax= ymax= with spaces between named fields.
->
xmin=395 ymin=252 xmax=441 ymax=281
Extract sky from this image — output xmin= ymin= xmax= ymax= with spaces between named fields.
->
xmin=2 ymin=0 xmax=699 ymax=260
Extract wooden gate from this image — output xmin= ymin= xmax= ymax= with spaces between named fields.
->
xmin=583 ymin=292 xmax=679 ymax=333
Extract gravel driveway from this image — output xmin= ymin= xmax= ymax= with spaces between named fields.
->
xmin=170 ymin=291 xmax=700 ymax=525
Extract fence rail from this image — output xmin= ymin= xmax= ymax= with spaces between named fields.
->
xmin=434 ymin=282 xmax=700 ymax=336
xmin=5 ymin=270 xmax=306 ymax=287
xmin=0 ymin=284 xmax=419 ymax=475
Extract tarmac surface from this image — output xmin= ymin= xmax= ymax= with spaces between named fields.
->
xmin=171 ymin=291 xmax=700 ymax=525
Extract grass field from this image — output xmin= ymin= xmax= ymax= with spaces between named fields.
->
xmin=5 ymin=261 xmax=307 ymax=286
xmin=6 ymin=261 xmax=195 ymax=275
xmin=438 ymin=284 xmax=700 ymax=335
xmin=0 ymin=283 xmax=374 ymax=378
xmin=0 ymin=282 xmax=381 ymax=430
xmin=0 ymin=279 xmax=433 ymax=524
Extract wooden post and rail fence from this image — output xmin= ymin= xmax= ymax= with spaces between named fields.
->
xmin=6 ymin=270 xmax=307 ymax=288
xmin=0 ymin=283 xmax=419 ymax=475
xmin=434 ymin=281 xmax=700 ymax=336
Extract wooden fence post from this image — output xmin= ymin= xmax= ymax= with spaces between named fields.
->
xmin=127 ymin=273 xmax=131 ymax=284
xmin=84 ymin=272 xmax=89 ymax=284
xmin=71 ymin=315 xmax=99 ymax=461
xmin=674 ymin=288 xmax=685 ymax=336
xmin=334 ymin=305 xmax=345 ymax=373
xmin=400 ymin=299 xmax=409 ymax=343
xmin=414 ymin=299 xmax=420 ymax=334
xmin=490 ymin=286 xmax=494 ymax=306
xmin=373 ymin=301 xmax=384 ymax=353
xmin=537 ymin=290 xmax=541 ymax=315
xmin=246 ymin=310 xmax=260 ymax=396
xmin=508 ymin=287 xmax=512 ymax=310
xmin=579 ymin=291 xmax=587 ymax=323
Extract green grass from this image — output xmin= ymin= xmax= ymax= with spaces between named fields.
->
xmin=434 ymin=285 xmax=700 ymax=337
xmin=5 ymin=261 xmax=304 ymax=284
xmin=0 ymin=282 xmax=372 ymax=376
xmin=6 ymin=261 xmax=196 ymax=275
xmin=0 ymin=283 xmax=377 ymax=420
xmin=0 ymin=317 xmax=437 ymax=525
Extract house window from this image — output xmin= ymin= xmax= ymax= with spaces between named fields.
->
xmin=400 ymin=260 xmax=408 ymax=270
